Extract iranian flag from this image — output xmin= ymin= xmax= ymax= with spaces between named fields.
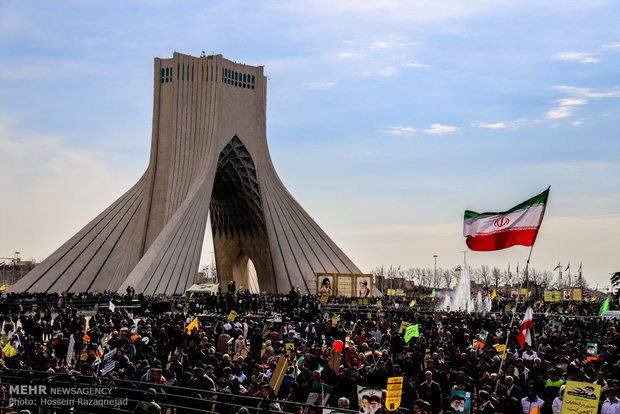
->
xmin=463 ymin=188 xmax=549 ymax=251
xmin=517 ymin=305 xmax=534 ymax=348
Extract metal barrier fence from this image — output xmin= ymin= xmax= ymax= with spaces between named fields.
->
xmin=0 ymin=369 xmax=357 ymax=414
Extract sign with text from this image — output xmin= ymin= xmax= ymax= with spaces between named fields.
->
xmin=560 ymin=381 xmax=600 ymax=414
xmin=385 ymin=377 xmax=403 ymax=411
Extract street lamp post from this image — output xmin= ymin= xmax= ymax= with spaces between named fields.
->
xmin=433 ymin=255 xmax=438 ymax=290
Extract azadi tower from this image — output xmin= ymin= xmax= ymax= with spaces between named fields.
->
xmin=12 ymin=53 xmax=360 ymax=295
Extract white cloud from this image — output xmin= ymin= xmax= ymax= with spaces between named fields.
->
xmin=369 ymin=41 xmax=391 ymax=50
xmin=473 ymin=122 xmax=506 ymax=129
xmin=546 ymin=105 xmax=574 ymax=119
xmin=572 ymin=119 xmax=583 ymax=126
xmin=338 ymin=51 xmax=361 ymax=59
xmin=308 ymin=81 xmax=337 ymax=90
xmin=425 ymin=124 xmax=459 ymax=134
xmin=403 ymin=61 xmax=428 ymax=68
xmin=553 ymin=85 xmax=620 ymax=99
xmin=602 ymin=43 xmax=620 ymax=50
xmin=377 ymin=66 xmax=398 ymax=76
xmin=552 ymin=51 xmax=600 ymax=63
xmin=545 ymin=97 xmax=590 ymax=120
xmin=472 ymin=119 xmax=529 ymax=129
xmin=380 ymin=126 xmax=415 ymax=136
xmin=557 ymin=98 xmax=587 ymax=106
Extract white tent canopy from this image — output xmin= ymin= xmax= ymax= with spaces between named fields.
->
xmin=186 ymin=283 xmax=219 ymax=295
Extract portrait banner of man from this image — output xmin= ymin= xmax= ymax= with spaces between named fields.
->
xmin=358 ymin=386 xmax=382 ymax=414
xmin=450 ymin=390 xmax=471 ymax=414
xmin=356 ymin=276 xmax=372 ymax=298
xmin=563 ymin=289 xmax=572 ymax=300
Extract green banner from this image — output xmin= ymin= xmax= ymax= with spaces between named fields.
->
xmin=405 ymin=324 xmax=419 ymax=342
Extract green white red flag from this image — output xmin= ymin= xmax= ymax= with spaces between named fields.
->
xmin=463 ymin=188 xmax=549 ymax=251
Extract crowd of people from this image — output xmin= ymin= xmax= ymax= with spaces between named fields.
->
xmin=0 ymin=287 xmax=618 ymax=414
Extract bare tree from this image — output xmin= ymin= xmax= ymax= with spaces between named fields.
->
xmin=477 ymin=265 xmax=491 ymax=290
xmin=405 ymin=268 xmax=416 ymax=284
xmin=420 ymin=268 xmax=433 ymax=288
xmin=540 ymin=270 xmax=554 ymax=290
xmin=442 ymin=269 xmax=454 ymax=289
xmin=491 ymin=266 xmax=502 ymax=290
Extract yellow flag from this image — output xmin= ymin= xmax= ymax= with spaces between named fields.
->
xmin=409 ymin=300 xmax=415 ymax=307
xmin=2 ymin=342 xmax=15 ymax=357
xmin=0 ymin=285 xmax=6 ymax=292
xmin=186 ymin=317 xmax=198 ymax=333
xmin=491 ymin=290 xmax=497 ymax=299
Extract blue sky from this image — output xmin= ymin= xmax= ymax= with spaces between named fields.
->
xmin=1 ymin=0 xmax=618 ymax=290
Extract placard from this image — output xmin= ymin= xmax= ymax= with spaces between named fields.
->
xmin=561 ymin=381 xmax=601 ymax=414
xmin=386 ymin=377 xmax=403 ymax=411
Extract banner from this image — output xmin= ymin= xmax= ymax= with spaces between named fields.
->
xmin=450 ymin=390 xmax=472 ymax=414
xmin=305 ymin=382 xmax=334 ymax=413
xmin=318 ymin=275 xmax=334 ymax=296
xmin=66 ymin=334 xmax=75 ymax=367
xmin=356 ymin=275 xmax=373 ymax=298
xmin=544 ymin=291 xmax=552 ymax=302
xmin=228 ymin=310 xmax=237 ymax=322
xmin=586 ymin=343 xmax=598 ymax=361
xmin=399 ymin=321 xmax=410 ymax=334
xmin=385 ymin=377 xmax=403 ymax=411
xmin=285 ymin=343 xmax=295 ymax=355
xmin=572 ymin=288 xmax=583 ymax=301
xmin=404 ymin=324 xmax=419 ymax=343
xmin=553 ymin=291 xmax=561 ymax=302
xmin=494 ymin=344 xmax=506 ymax=360
xmin=337 ymin=275 xmax=352 ymax=297
xmin=330 ymin=349 xmax=341 ymax=372
xmin=358 ymin=386 xmax=382 ymax=414
xmin=269 ymin=354 xmax=288 ymax=394
xmin=560 ymin=381 xmax=601 ymax=414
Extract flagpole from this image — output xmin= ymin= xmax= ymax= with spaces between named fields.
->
xmin=493 ymin=186 xmax=550 ymax=395
xmin=493 ymin=244 xmax=532 ymax=396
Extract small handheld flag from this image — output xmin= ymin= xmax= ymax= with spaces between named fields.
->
xmin=96 ymin=343 xmax=104 ymax=358
xmin=599 ymin=298 xmax=610 ymax=316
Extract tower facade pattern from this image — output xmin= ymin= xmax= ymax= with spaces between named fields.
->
xmin=12 ymin=53 xmax=360 ymax=294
